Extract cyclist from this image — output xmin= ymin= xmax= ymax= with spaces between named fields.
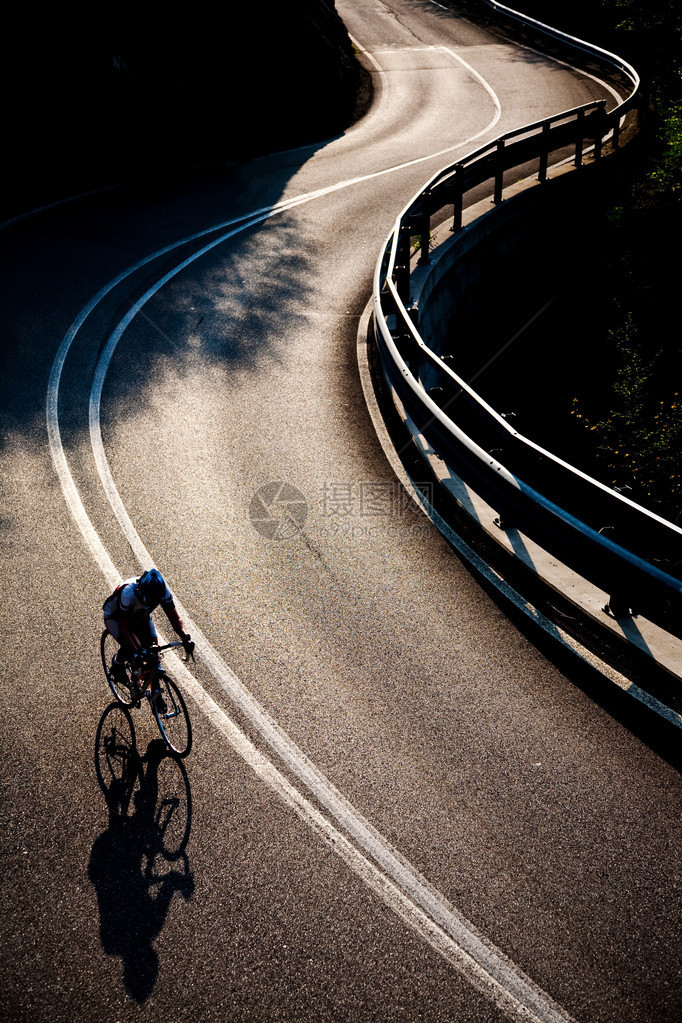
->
xmin=103 ymin=568 xmax=194 ymax=687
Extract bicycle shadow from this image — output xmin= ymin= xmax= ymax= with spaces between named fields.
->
xmin=89 ymin=703 xmax=194 ymax=1002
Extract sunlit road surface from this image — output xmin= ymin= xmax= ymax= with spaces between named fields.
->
xmin=1 ymin=2 xmax=680 ymax=1022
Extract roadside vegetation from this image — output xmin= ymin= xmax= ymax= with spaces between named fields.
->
xmin=565 ymin=0 xmax=682 ymax=527
xmin=471 ymin=0 xmax=682 ymax=525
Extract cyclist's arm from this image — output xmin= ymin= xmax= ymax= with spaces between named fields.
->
xmin=162 ymin=601 xmax=189 ymax=640
xmin=160 ymin=600 xmax=194 ymax=656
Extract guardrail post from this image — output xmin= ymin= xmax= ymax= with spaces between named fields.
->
xmin=493 ymin=139 xmax=505 ymax=204
xmin=395 ymin=332 xmax=418 ymax=373
xmin=451 ymin=165 xmax=464 ymax=232
xmin=394 ymin=223 xmax=412 ymax=305
xmin=603 ymin=594 xmax=632 ymax=618
xmin=593 ymin=102 xmax=607 ymax=161
xmin=574 ymin=108 xmax=585 ymax=167
xmin=416 ymin=201 xmax=432 ymax=266
xmin=594 ymin=131 xmax=603 ymax=161
xmin=538 ymin=121 xmax=551 ymax=182
xmin=612 ymin=113 xmax=621 ymax=151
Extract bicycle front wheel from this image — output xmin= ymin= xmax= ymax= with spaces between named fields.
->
xmin=151 ymin=673 xmax=192 ymax=757
xmin=101 ymin=629 xmax=134 ymax=707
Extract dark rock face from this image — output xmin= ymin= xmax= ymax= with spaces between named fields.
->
xmin=2 ymin=1 xmax=362 ymax=215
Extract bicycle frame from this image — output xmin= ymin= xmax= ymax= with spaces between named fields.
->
xmin=130 ymin=642 xmax=183 ymax=695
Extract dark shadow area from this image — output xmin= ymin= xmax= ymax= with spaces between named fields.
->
xmin=0 ymin=0 xmax=374 ymax=469
xmin=0 ymin=122 xmax=337 ymax=467
xmin=90 ymin=703 xmax=193 ymax=1002
xmin=411 ymin=146 xmax=682 ymax=603
xmin=0 ymin=2 xmax=366 ymax=222
xmin=432 ymin=156 xmax=682 ymax=530
xmin=88 ymin=199 xmax=326 ymax=453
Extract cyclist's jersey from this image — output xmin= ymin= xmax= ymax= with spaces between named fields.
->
xmin=102 ymin=576 xmax=174 ymax=623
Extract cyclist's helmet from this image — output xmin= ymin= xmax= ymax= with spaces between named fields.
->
xmin=137 ymin=568 xmax=166 ymax=608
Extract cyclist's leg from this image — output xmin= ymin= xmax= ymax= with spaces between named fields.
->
xmin=120 ymin=616 xmax=158 ymax=697
xmin=103 ymin=617 xmax=120 ymax=643
xmin=138 ymin=614 xmax=157 ymax=651
xmin=102 ymin=619 xmax=137 ymax=705
xmin=104 ymin=618 xmax=145 ymax=688
xmin=104 ymin=618 xmax=127 ymax=680
xmin=136 ymin=617 xmax=159 ymax=694
xmin=106 ymin=617 xmax=152 ymax=659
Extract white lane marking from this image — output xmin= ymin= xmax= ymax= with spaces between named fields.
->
xmin=48 ymin=23 xmax=505 ymax=581
xmin=51 ymin=273 xmax=570 ymax=1017
xmin=42 ymin=39 xmax=598 ymax=1023
xmin=441 ymin=44 xmax=501 ymax=115
xmin=51 ymin=175 xmax=579 ymax=1023
xmin=167 ymin=650 xmax=573 ymax=1022
xmin=82 ymin=223 xmax=576 ymax=1023
xmin=48 ymin=95 xmax=504 ymax=546
xmin=307 ymin=37 xmax=504 ymax=179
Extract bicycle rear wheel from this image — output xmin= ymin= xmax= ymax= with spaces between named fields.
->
xmin=151 ymin=673 xmax=192 ymax=757
xmin=100 ymin=629 xmax=135 ymax=707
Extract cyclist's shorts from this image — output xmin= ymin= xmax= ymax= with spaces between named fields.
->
xmin=104 ymin=615 xmax=158 ymax=647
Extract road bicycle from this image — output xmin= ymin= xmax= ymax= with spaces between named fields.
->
xmin=100 ymin=630 xmax=193 ymax=757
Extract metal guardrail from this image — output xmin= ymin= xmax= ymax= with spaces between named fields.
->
xmin=373 ymin=2 xmax=682 ymax=636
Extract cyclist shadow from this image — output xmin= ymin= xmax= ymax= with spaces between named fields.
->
xmin=89 ymin=703 xmax=194 ymax=1002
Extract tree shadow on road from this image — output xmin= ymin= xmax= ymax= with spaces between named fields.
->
xmin=89 ymin=703 xmax=194 ymax=1002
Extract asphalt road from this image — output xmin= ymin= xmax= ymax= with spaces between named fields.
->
xmin=1 ymin=2 xmax=680 ymax=1022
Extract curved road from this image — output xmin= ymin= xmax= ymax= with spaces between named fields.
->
xmin=2 ymin=2 xmax=680 ymax=1022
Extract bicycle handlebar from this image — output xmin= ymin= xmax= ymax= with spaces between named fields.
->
xmin=132 ymin=640 xmax=195 ymax=666
xmin=154 ymin=639 xmax=196 ymax=662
